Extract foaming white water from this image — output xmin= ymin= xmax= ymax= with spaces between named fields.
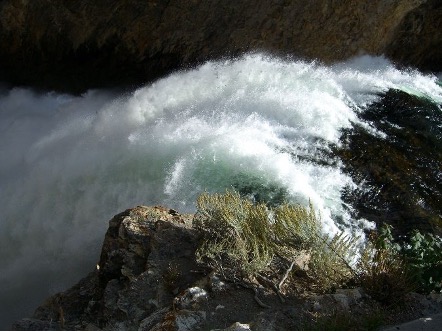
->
xmin=1 ymin=54 xmax=441 ymax=327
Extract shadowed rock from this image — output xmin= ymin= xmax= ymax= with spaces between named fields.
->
xmin=0 ymin=0 xmax=441 ymax=93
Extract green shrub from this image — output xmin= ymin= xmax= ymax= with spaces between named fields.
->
xmin=402 ymin=230 xmax=442 ymax=293
xmin=357 ymin=223 xmax=442 ymax=303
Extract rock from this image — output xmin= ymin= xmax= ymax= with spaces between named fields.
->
xmin=173 ymin=311 xmax=207 ymax=331
xmin=11 ymin=318 xmax=61 ymax=331
xmin=0 ymin=0 xmax=440 ymax=93
xmin=428 ymin=292 xmax=442 ymax=304
xmin=14 ymin=206 xmax=200 ymax=330
xmin=153 ymin=310 xmax=207 ymax=331
xmin=208 ymin=273 xmax=230 ymax=293
xmin=84 ymin=323 xmax=101 ymax=331
xmin=407 ymin=292 xmax=442 ymax=316
xmin=331 ymin=294 xmax=351 ymax=309
xmin=383 ymin=312 xmax=442 ymax=331
xmin=311 ymin=299 xmax=322 ymax=312
xmin=335 ymin=288 xmax=364 ymax=303
xmin=308 ymin=288 xmax=365 ymax=313
xmin=385 ymin=0 xmax=442 ymax=72
xmin=13 ymin=205 xmax=442 ymax=330
xmin=174 ymin=287 xmax=208 ymax=310
xmin=138 ymin=307 xmax=169 ymax=331
xmin=225 ymin=322 xmax=251 ymax=331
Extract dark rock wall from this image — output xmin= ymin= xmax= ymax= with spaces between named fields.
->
xmin=0 ymin=0 xmax=440 ymax=93
xmin=385 ymin=0 xmax=442 ymax=72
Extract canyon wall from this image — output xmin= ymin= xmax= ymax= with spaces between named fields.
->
xmin=0 ymin=0 xmax=441 ymax=92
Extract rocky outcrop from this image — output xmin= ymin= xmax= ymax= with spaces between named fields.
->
xmin=10 ymin=206 xmax=205 ymax=330
xmin=0 ymin=0 xmax=441 ymax=93
xmin=13 ymin=205 xmax=442 ymax=330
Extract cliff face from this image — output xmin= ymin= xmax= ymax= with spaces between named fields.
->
xmin=0 ymin=0 xmax=440 ymax=93
xmin=385 ymin=0 xmax=442 ymax=71
xmin=12 ymin=206 xmax=442 ymax=330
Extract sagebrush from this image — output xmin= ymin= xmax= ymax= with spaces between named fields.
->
xmin=193 ymin=190 xmax=441 ymax=298
xmin=194 ymin=190 xmax=358 ymax=290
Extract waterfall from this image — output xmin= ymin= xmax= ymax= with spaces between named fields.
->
xmin=1 ymin=53 xmax=441 ymax=327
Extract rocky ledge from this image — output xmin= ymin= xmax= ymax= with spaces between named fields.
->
xmin=12 ymin=206 xmax=442 ymax=330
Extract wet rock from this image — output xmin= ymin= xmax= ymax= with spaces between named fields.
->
xmin=337 ymin=89 xmax=442 ymax=237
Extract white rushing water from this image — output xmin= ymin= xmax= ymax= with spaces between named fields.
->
xmin=1 ymin=53 xmax=442 ymax=327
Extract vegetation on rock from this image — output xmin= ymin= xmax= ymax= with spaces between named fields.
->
xmin=194 ymin=190 xmax=442 ymax=302
xmin=13 ymin=202 xmax=442 ymax=330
